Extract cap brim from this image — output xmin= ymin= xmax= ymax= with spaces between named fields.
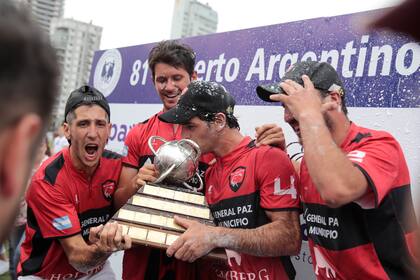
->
xmin=158 ymin=106 xmax=196 ymax=124
xmin=256 ymin=83 xmax=285 ymax=102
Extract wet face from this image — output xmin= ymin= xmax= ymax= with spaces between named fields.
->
xmin=283 ymin=105 xmax=302 ymax=143
xmin=64 ymin=105 xmax=111 ymax=174
xmin=282 ymin=91 xmax=334 ymax=144
xmin=153 ymin=63 xmax=192 ymax=111
xmin=181 ymin=117 xmax=218 ymax=154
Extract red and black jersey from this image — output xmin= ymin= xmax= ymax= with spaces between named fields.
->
xmin=123 ymin=111 xmax=182 ymax=170
xmin=205 ymin=136 xmax=299 ymax=280
xmin=18 ymin=148 xmax=122 ymax=280
xmin=299 ymin=122 xmax=418 ymax=279
xmin=122 ymin=111 xmax=214 ymax=280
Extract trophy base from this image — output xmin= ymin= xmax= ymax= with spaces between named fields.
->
xmin=112 ymin=183 xmax=225 ymax=260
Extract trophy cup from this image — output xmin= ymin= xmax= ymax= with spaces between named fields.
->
xmin=113 ymin=136 xmax=224 ymax=259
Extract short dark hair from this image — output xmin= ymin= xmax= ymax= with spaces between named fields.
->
xmin=0 ymin=0 xmax=59 ymax=131
xmin=199 ymin=113 xmax=240 ymax=130
xmin=148 ymin=40 xmax=196 ymax=81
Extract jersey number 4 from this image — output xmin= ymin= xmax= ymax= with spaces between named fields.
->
xmin=274 ymin=176 xmax=297 ymax=199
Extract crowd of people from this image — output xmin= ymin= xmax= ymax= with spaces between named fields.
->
xmin=0 ymin=0 xmax=418 ymax=279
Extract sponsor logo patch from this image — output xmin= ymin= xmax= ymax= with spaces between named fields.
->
xmin=102 ymin=180 xmax=117 ymax=201
xmin=229 ymin=167 xmax=246 ymax=192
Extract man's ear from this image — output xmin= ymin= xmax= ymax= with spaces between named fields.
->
xmin=191 ymin=71 xmax=198 ymax=81
xmin=328 ymin=91 xmax=342 ymax=104
xmin=322 ymin=92 xmax=341 ymax=113
xmin=63 ymin=121 xmax=71 ymax=141
xmin=106 ymin=122 xmax=112 ymax=144
xmin=214 ymin=113 xmax=227 ymax=131
xmin=0 ymin=114 xmax=42 ymax=242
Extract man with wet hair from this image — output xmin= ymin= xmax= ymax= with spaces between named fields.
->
xmin=0 ymin=0 xmax=59 ymax=243
xmin=154 ymin=80 xmax=301 ymax=280
xmin=18 ymin=86 xmax=131 ymax=279
xmin=257 ymin=61 xmax=418 ymax=279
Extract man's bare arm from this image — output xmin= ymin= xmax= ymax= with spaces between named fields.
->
xmin=217 ymin=210 xmax=301 ymax=257
xmin=60 ymin=222 xmax=131 ymax=273
xmin=167 ymin=210 xmax=301 ymax=262
xmin=113 ymin=166 xmax=139 ymax=210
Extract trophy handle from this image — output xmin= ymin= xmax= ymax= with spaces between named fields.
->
xmin=182 ymin=172 xmax=204 ymax=193
xmin=154 ymin=163 xmax=177 ymax=184
xmin=178 ymin=139 xmax=201 ymax=160
xmin=148 ymin=136 xmax=168 ymax=156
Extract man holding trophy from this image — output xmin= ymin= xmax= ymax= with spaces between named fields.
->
xmin=114 ymin=40 xmax=293 ymax=280
xmin=154 ymin=80 xmax=301 ymax=279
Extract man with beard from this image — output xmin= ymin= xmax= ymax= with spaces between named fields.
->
xmin=114 ymin=40 xmax=287 ymax=280
xmin=18 ymin=86 xmax=131 ymax=280
xmin=256 ymin=61 xmax=418 ymax=279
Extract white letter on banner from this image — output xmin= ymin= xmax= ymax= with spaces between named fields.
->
xmin=320 ymin=50 xmax=339 ymax=69
xmin=279 ymin=53 xmax=298 ymax=78
xmin=355 ymin=35 xmax=370 ymax=77
xmin=205 ymin=59 xmax=218 ymax=81
xmin=341 ymin=40 xmax=357 ymax=78
xmin=215 ymin=53 xmax=227 ymax=82
xmin=266 ymin=54 xmax=281 ymax=80
xmin=195 ymin=60 xmax=206 ymax=81
xmin=225 ymin=58 xmax=240 ymax=82
xmin=301 ymin=51 xmax=318 ymax=62
xmin=246 ymin=48 xmax=265 ymax=81
xmin=369 ymin=45 xmax=392 ymax=76
xmin=395 ymin=42 xmax=420 ymax=76
xmin=130 ymin=60 xmax=141 ymax=86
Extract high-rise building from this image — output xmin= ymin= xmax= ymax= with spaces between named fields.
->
xmin=18 ymin=0 xmax=65 ymax=34
xmin=50 ymin=18 xmax=102 ymax=127
xmin=170 ymin=0 xmax=218 ymax=39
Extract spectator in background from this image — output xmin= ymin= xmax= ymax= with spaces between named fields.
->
xmin=0 ymin=0 xmax=59 ymax=243
xmin=0 ymin=244 xmax=9 ymax=275
xmin=53 ymin=123 xmax=69 ymax=154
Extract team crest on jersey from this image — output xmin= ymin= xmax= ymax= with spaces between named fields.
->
xmin=102 ymin=180 xmax=117 ymax=201
xmin=229 ymin=167 xmax=246 ymax=192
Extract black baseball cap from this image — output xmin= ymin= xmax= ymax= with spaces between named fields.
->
xmin=64 ymin=85 xmax=110 ymax=121
xmin=256 ymin=61 xmax=345 ymax=102
xmin=159 ymin=80 xmax=235 ymax=124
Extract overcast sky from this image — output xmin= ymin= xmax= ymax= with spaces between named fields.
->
xmin=64 ymin=0 xmax=402 ymax=50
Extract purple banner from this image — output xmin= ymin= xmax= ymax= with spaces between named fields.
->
xmin=90 ymin=9 xmax=419 ymax=108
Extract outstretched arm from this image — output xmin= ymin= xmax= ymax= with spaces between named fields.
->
xmin=166 ymin=210 xmax=301 ymax=262
xmin=113 ymin=166 xmax=140 ymax=210
xmin=60 ymin=222 xmax=131 ymax=273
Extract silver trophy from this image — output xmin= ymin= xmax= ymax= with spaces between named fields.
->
xmin=148 ymin=136 xmax=204 ymax=192
xmin=112 ymin=136 xmax=224 ymax=259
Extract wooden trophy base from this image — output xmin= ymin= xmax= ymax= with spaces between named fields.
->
xmin=112 ymin=183 xmax=226 ymax=260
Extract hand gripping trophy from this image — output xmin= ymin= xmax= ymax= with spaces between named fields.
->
xmin=113 ymin=136 xmax=218 ymax=256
